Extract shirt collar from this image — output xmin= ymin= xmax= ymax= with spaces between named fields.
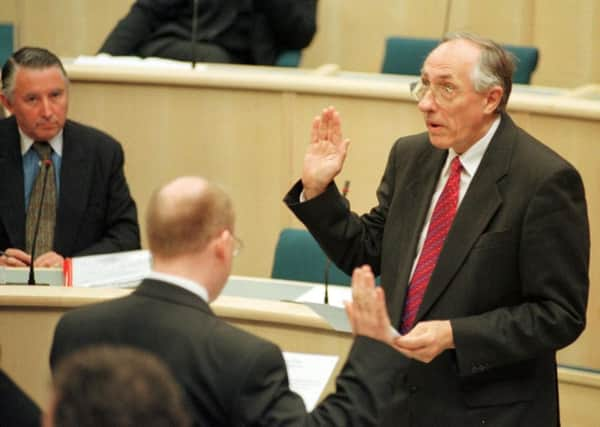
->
xmin=445 ymin=115 xmax=501 ymax=177
xmin=146 ymin=270 xmax=209 ymax=303
xmin=19 ymin=128 xmax=64 ymax=156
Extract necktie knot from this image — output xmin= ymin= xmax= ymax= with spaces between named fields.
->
xmin=32 ymin=141 xmax=52 ymax=161
xmin=450 ymin=156 xmax=462 ymax=175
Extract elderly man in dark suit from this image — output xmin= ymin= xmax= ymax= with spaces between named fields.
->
xmin=50 ymin=175 xmax=409 ymax=427
xmin=0 ymin=47 xmax=140 ymax=268
xmin=284 ymin=33 xmax=590 ymax=426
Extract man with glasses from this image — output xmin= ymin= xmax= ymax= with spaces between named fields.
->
xmin=50 ymin=176 xmax=410 ymax=426
xmin=285 ymin=33 xmax=589 ymax=425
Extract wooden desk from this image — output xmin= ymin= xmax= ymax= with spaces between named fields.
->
xmin=63 ymin=62 xmax=600 ymax=371
xmin=0 ymin=279 xmax=352 ymax=407
xmin=1 ymin=281 xmax=599 ymax=426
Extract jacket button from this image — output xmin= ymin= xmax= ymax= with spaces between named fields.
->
xmin=409 ymin=385 xmax=418 ymax=393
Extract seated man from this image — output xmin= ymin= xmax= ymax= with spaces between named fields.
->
xmin=99 ymin=0 xmax=317 ymax=65
xmin=0 ymin=47 xmax=140 ymax=268
xmin=50 ymin=176 xmax=408 ymax=426
xmin=43 ymin=345 xmax=191 ymax=427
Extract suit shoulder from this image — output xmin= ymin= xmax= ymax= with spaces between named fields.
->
xmin=63 ymin=120 xmax=123 ymax=150
xmin=212 ymin=318 xmax=281 ymax=356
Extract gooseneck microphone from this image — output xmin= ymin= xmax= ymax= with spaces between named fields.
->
xmin=28 ymin=159 xmax=52 ymax=285
xmin=323 ymin=180 xmax=351 ymax=304
xmin=191 ymin=0 xmax=199 ymax=68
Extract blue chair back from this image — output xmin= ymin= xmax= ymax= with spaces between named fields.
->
xmin=275 ymin=50 xmax=302 ymax=67
xmin=0 ymin=23 xmax=14 ymax=67
xmin=381 ymin=36 xmax=539 ymax=84
xmin=271 ymin=228 xmax=351 ymax=286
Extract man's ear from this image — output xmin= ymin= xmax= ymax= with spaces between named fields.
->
xmin=0 ymin=93 xmax=11 ymax=112
xmin=213 ymin=230 xmax=230 ymax=260
xmin=483 ymin=86 xmax=503 ymax=114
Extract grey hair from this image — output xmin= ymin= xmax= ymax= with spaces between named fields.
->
xmin=1 ymin=47 xmax=68 ymax=101
xmin=442 ymin=32 xmax=515 ymax=113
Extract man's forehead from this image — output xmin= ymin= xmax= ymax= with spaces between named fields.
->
xmin=422 ymin=40 xmax=480 ymax=79
xmin=14 ymin=66 xmax=67 ymax=91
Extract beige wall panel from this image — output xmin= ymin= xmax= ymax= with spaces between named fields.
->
xmin=0 ymin=0 xmax=18 ymax=24
xmin=532 ymin=0 xmax=600 ymax=87
xmin=68 ymin=82 xmax=292 ymax=278
xmin=16 ymin=0 xmax=132 ymax=56
xmin=303 ymin=0 xmax=447 ymax=72
xmin=448 ymin=0 xmax=534 ymax=43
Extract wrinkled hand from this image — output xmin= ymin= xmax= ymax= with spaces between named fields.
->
xmin=344 ymin=265 xmax=395 ymax=345
xmin=34 ymin=251 xmax=64 ymax=268
xmin=392 ymin=320 xmax=455 ymax=363
xmin=0 ymin=248 xmax=31 ymax=267
xmin=301 ymin=106 xmax=350 ymax=200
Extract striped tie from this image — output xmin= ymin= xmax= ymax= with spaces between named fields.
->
xmin=400 ymin=156 xmax=462 ymax=334
xmin=25 ymin=141 xmax=57 ymax=256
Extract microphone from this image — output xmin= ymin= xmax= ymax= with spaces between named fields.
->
xmin=28 ymin=159 xmax=52 ymax=285
xmin=323 ymin=180 xmax=351 ymax=304
xmin=191 ymin=0 xmax=199 ymax=68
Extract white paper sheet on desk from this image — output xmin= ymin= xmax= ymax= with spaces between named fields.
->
xmin=71 ymin=250 xmax=151 ymax=288
xmin=73 ymin=55 xmax=207 ymax=71
xmin=295 ymin=286 xmax=352 ymax=308
xmin=282 ymin=352 xmax=339 ymax=411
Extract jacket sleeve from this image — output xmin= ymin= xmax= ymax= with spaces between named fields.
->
xmin=236 ymin=336 xmax=408 ymax=427
xmin=73 ymin=142 xmax=140 ymax=256
xmin=98 ymin=0 xmax=183 ymax=55
xmin=254 ymin=0 xmax=318 ymax=49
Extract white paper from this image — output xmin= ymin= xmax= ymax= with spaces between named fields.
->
xmin=74 ymin=54 xmax=207 ymax=71
xmin=282 ymin=352 xmax=339 ymax=411
xmin=71 ymin=249 xmax=151 ymax=288
xmin=294 ymin=285 xmax=352 ymax=308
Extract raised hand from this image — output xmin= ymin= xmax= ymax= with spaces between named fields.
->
xmin=301 ymin=106 xmax=350 ymax=200
xmin=344 ymin=265 xmax=396 ymax=345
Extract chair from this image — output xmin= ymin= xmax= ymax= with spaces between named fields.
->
xmin=381 ymin=36 xmax=539 ymax=84
xmin=275 ymin=50 xmax=302 ymax=67
xmin=0 ymin=23 xmax=14 ymax=67
xmin=271 ymin=228 xmax=351 ymax=286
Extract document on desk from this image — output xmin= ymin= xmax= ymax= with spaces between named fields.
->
xmin=282 ymin=352 xmax=339 ymax=411
xmin=295 ymin=285 xmax=352 ymax=308
xmin=67 ymin=250 xmax=151 ymax=288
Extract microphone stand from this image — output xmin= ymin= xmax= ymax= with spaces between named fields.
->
xmin=191 ymin=0 xmax=199 ymax=69
xmin=28 ymin=159 xmax=52 ymax=285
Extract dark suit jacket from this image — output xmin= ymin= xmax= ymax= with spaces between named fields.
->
xmin=285 ymin=113 xmax=590 ymax=426
xmin=0 ymin=370 xmax=41 ymax=427
xmin=99 ymin=0 xmax=317 ymax=65
xmin=0 ymin=116 xmax=140 ymax=257
xmin=50 ymin=279 xmax=409 ymax=427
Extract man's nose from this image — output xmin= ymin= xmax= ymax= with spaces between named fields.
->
xmin=40 ymin=97 xmax=52 ymax=117
xmin=417 ymin=88 xmax=436 ymax=112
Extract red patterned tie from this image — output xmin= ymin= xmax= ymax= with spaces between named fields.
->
xmin=400 ymin=156 xmax=462 ymax=334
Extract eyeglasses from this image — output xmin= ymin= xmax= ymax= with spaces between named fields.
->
xmin=232 ymin=235 xmax=244 ymax=257
xmin=409 ymin=80 xmax=458 ymax=105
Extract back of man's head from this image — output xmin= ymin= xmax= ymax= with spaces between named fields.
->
xmin=46 ymin=346 xmax=191 ymax=427
xmin=146 ymin=176 xmax=234 ymax=259
xmin=1 ymin=46 xmax=67 ymax=101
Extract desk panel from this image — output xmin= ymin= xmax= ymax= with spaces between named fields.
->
xmin=1 ymin=282 xmax=599 ymax=426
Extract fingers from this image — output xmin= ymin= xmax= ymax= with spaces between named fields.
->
xmin=311 ymin=106 xmax=343 ymax=146
xmin=1 ymin=248 xmax=31 ymax=266
xmin=34 ymin=251 xmax=64 ymax=268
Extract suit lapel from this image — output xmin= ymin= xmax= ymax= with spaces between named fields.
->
xmin=0 ymin=117 xmax=26 ymax=249
xmin=54 ymin=121 xmax=93 ymax=255
xmin=415 ymin=115 xmax=515 ymax=322
xmin=388 ymin=145 xmax=447 ymax=324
